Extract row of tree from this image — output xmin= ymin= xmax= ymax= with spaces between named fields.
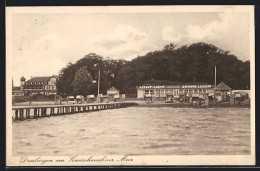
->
xmin=57 ymin=42 xmax=250 ymax=96
xmin=56 ymin=53 xmax=127 ymax=96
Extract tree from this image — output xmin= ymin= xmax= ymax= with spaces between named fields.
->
xmin=72 ymin=66 xmax=95 ymax=96
xmin=57 ymin=43 xmax=250 ymax=95
xmin=56 ymin=62 xmax=77 ymax=96
xmin=164 ymin=43 xmax=177 ymax=51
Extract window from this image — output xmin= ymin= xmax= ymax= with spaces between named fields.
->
xmin=160 ymin=89 xmax=165 ymax=96
xmin=156 ymin=90 xmax=160 ymax=97
xmin=194 ymin=89 xmax=198 ymax=94
xmin=145 ymin=89 xmax=154 ymax=95
xmin=165 ymin=89 xmax=169 ymax=94
xmin=53 ymin=86 xmax=56 ymax=90
xmin=199 ymin=89 xmax=203 ymax=93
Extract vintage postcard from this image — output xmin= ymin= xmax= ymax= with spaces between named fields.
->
xmin=6 ymin=6 xmax=255 ymax=166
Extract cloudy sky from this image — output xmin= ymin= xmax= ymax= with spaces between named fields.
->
xmin=10 ymin=8 xmax=251 ymax=86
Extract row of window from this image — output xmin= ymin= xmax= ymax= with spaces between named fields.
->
xmin=23 ymin=86 xmax=56 ymax=90
xmin=25 ymin=81 xmax=48 ymax=85
xmin=44 ymin=85 xmax=56 ymax=90
xmin=144 ymin=88 xmax=208 ymax=97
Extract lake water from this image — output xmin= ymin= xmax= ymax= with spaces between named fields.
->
xmin=13 ymin=107 xmax=251 ymax=156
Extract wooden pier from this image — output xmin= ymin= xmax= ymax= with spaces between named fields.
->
xmin=12 ymin=102 xmax=138 ymax=121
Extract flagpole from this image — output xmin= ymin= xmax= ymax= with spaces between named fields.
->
xmin=98 ymin=68 xmax=100 ymax=95
xmin=214 ymin=64 xmax=216 ymax=102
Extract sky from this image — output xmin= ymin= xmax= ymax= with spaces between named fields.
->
xmin=10 ymin=10 xmax=251 ymax=86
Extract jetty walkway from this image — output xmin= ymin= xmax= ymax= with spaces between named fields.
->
xmin=12 ymin=102 xmax=138 ymax=121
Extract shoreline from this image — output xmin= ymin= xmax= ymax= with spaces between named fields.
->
xmin=136 ymin=103 xmax=250 ymax=108
xmin=12 ymin=100 xmax=250 ymax=108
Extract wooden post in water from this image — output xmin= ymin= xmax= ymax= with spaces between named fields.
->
xmin=37 ymin=108 xmax=40 ymax=118
xmin=50 ymin=108 xmax=53 ymax=116
xmin=34 ymin=108 xmax=37 ymax=119
xmin=40 ymin=108 xmax=43 ymax=117
xmin=15 ymin=110 xmax=18 ymax=120
xmin=19 ymin=109 xmax=24 ymax=120
xmin=43 ymin=108 xmax=45 ymax=117
xmin=26 ymin=109 xmax=29 ymax=119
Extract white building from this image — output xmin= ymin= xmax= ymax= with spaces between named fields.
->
xmin=136 ymin=80 xmax=214 ymax=99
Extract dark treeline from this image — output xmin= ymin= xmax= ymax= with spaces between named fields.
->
xmin=57 ymin=42 xmax=250 ymax=96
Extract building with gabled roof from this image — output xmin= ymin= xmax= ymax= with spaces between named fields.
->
xmin=216 ymin=82 xmax=231 ymax=91
xmin=21 ymin=75 xmax=59 ymax=96
xmin=107 ymin=86 xmax=119 ymax=96
xmin=215 ymin=82 xmax=232 ymax=102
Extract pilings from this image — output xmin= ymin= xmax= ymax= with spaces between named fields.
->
xmin=12 ymin=102 xmax=138 ymax=122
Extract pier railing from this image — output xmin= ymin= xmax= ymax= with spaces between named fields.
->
xmin=12 ymin=102 xmax=138 ymax=122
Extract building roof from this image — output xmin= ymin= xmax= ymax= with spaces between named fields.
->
xmin=26 ymin=76 xmax=51 ymax=83
xmin=25 ymin=75 xmax=59 ymax=83
xmin=216 ymin=82 xmax=231 ymax=90
xmin=107 ymin=86 xmax=119 ymax=92
xmin=20 ymin=76 xmax=25 ymax=81
xmin=138 ymin=79 xmax=211 ymax=86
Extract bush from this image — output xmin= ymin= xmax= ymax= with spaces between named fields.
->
xmin=31 ymin=94 xmax=56 ymax=101
xmin=125 ymin=94 xmax=137 ymax=98
xmin=13 ymin=96 xmax=31 ymax=103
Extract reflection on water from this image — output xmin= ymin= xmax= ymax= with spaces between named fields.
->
xmin=13 ymin=107 xmax=251 ymax=156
